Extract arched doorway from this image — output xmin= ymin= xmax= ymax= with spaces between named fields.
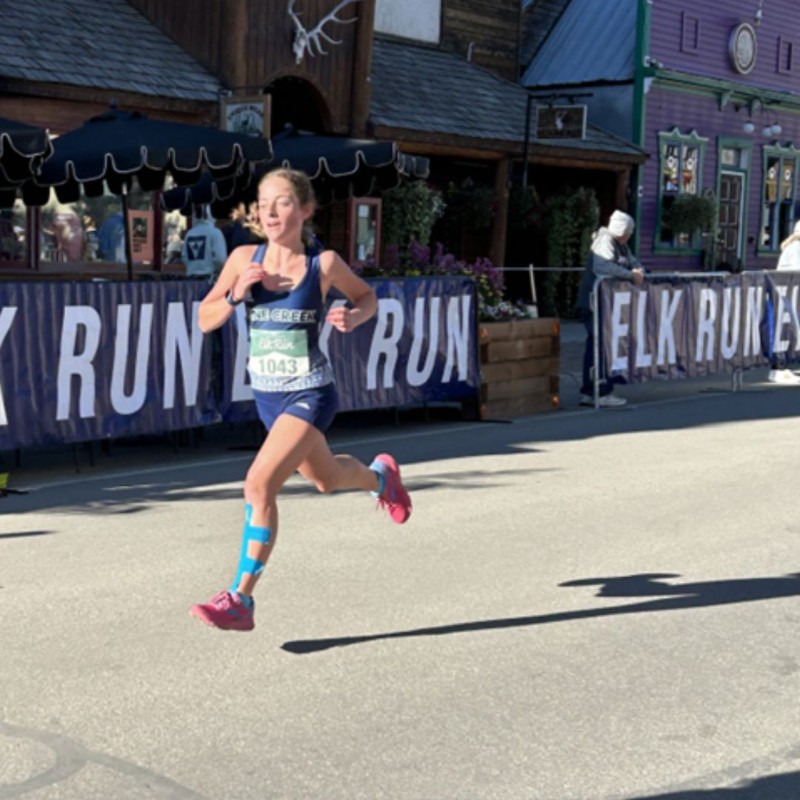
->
xmin=263 ymin=75 xmax=337 ymax=245
xmin=266 ymin=76 xmax=331 ymax=136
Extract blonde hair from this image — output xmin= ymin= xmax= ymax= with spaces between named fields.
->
xmin=229 ymin=202 xmax=248 ymax=223
xmin=245 ymin=168 xmax=317 ymax=245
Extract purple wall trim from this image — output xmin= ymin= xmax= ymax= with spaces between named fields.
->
xmin=642 ymin=86 xmax=800 ymax=271
xmin=650 ymin=0 xmax=800 ymax=94
xmin=638 ymin=0 xmax=800 ymax=271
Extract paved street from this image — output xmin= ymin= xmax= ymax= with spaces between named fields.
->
xmin=2 ymin=346 xmax=800 ymax=799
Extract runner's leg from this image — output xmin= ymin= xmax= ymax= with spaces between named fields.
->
xmin=298 ymin=441 xmax=411 ymax=524
xmin=234 ymin=413 xmax=325 ymax=595
xmin=297 ymin=437 xmax=380 ymax=494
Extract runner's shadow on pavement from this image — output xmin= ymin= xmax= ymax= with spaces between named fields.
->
xmin=620 ymin=769 xmax=800 ymax=799
xmin=1 ymin=464 xmax=552 ymax=516
xmin=0 ymin=530 xmax=53 ymax=540
xmin=281 ymin=571 xmax=800 ymax=655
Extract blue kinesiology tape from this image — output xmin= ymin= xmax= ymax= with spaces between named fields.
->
xmin=369 ymin=464 xmax=386 ymax=498
xmin=231 ymin=504 xmax=273 ymax=591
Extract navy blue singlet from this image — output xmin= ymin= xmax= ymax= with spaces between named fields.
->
xmin=247 ymin=244 xmax=334 ymax=393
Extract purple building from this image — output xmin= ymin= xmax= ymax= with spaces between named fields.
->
xmin=523 ymin=0 xmax=800 ymax=271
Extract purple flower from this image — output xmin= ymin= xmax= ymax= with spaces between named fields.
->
xmin=372 ymin=238 xmax=519 ymax=320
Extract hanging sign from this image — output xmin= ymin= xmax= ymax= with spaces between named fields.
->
xmin=535 ymin=105 xmax=587 ymax=139
xmin=221 ymin=95 xmax=271 ymax=137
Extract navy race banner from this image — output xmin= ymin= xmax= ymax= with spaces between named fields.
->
xmin=0 ymin=277 xmax=479 ymax=450
xmin=597 ymin=271 xmax=800 ymax=383
xmin=218 ymin=276 xmax=480 ymax=422
xmin=0 ymin=280 xmax=216 ymax=451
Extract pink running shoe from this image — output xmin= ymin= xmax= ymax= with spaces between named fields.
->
xmin=190 ymin=590 xmax=255 ymax=632
xmin=371 ymin=453 xmax=412 ymax=524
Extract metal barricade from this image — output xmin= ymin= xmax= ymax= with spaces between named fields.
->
xmin=496 ymin=264 xmax=584 ymax=318
xmin=496 ymin=266 xmax=797 ymax=409
xmin=589 ymin=271 xmax=734 ymax=410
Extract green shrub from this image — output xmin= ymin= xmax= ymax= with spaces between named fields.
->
xmin=540 ymin=188 xmax=599 ymax=317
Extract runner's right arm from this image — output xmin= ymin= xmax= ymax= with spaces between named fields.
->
xmin=198 ymin=246 xmax=262 ymax=333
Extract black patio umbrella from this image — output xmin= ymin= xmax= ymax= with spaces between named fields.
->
xmin=3 ymin=107 xmax=272 ymax=278
xmin=158 ymin=171 xmax=253 ymax=217
xmin=160 ymin=126 xmax=430 ymax=217
xmin=0 ymin=115 xmax=53 ymax=189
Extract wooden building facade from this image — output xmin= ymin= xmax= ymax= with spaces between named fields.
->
xmin=523 ymin=0 xmax=800 ymax=272
xmin=0 ymin=0 xmax=225 ymax=277
xmin=127 ymin=0 xmax=376 ymax=138
xmin=369 ymin=0 xmax=646 ymax=269
xmin=1 ymin=0 xmax=647 ymax=280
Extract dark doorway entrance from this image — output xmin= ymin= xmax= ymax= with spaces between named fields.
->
xmin=267 ymin=77 xmax=330 ymax=136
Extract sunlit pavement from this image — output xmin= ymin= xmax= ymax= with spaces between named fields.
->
xmin=2 ymin=326 xmax=800 ymax=799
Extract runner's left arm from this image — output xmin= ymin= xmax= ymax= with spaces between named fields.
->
xmin=322 ymin=251 xmax=377 ymax=333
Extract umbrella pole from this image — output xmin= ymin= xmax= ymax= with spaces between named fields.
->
xmin=121 ymin=184 xmax=134 ymax=281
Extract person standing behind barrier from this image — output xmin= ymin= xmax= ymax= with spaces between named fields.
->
xmin=576 ymin=210 xmax=644 ymax=407
xmin=777 ymin=221 xmax=800 ymax=271
xmin=768 ymin=220 xmax=800 ymax=384
xmin=97 ymin=210 xmax=126 ymax=263
xmin=189 ymin=168 xmax=412 ymax=632
xmin=181 ymin=205 xmax=228 ymax=279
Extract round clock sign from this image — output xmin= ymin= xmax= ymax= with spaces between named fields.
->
xmin=729 ymin=22 xmax=757 ymax=74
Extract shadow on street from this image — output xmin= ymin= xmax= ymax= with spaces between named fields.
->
xmin=620 ymin=769 xmax=800 ymax=799
xmin=281 ymin=571 xmax=800 ymax=654
xmin=0 ymin=529 xmax=53 ymax=540
xmin=3 ymin=384 xmax=800 ymax=516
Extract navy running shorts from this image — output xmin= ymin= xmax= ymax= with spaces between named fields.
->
xmin=253 ymin=383 xmax=339 ymax=433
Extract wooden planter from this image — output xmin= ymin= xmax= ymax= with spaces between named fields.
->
xmin=478 ymin=318 xmax=560 ymax=419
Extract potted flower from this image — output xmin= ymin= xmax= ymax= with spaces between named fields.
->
xmin=376 ymin=181 xmax=560 ymax=417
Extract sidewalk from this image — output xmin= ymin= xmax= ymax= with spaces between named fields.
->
xmin=0 ymin=406 xmax=463 ymax=489
xmin=0 ymin=321 xmax=784 ymax=489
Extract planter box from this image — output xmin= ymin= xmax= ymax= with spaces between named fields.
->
xmin=479 ymin=318 xmax=560 ymax=419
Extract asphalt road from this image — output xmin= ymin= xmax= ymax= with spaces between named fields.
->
xmin=2 ymin=377 xmax=800 ymax=800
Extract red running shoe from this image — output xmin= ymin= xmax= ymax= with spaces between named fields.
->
xmin=190 ymin=590 xmax=255 ymax=632
xmin=371 ymin=453 xmax=412 ymax=524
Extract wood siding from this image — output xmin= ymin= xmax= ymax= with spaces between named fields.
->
xmin=125 ymin=0 xmax=231 ymax=78
xmin=643 ymin=85 xmax=800 ymax=270
xmin=0 ymin=94 xmax=210 ymax=135
xmin=640 ymin=0 xmax=800 ymax=270
xmin=126 ymin=0 xmax=374 ymax=134
xmin=442 ymin=0 xmax=521 ymax=81
xmin=649 ymin=0 xmax=800 ymax=94
xmin=519 ymin=0 xmax=570 ymax=70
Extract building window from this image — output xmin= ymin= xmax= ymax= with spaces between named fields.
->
xmin=0 ymin=201 xmax=27 ymax=267
xmin=720 ymin=146 xmax=749 ymax=169
xmin=2 ymin=184 xmax=183 ymax=272
xmin=374 ymin=0 xmax=441 ymax=43
xmin=777 ymin=38 xmax=794 ymax=75
xmin=38 ymin=187 xmax=160 ymax=266
xmin=681 ymin=13 xmax=700 ymax=54
xmin=657 ymin=128 xmax=708 ymax=248
xmin=760 ymin=145 xmax=799 ymax=251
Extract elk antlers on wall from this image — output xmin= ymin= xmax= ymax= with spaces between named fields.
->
xmin=287 ymin=0 xmax=363 ymax=65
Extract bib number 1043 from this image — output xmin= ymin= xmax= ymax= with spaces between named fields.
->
xmin=249 ymin=330 xmax=310 ymax=378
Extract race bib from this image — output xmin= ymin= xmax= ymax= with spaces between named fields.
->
xmin=249 ymin=329 xmax=310 ymax=378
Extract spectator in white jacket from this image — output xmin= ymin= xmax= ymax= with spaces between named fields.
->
xmin=777 ymin=220 xmax=800 ymax=271
xmin=576 ymin=210 xmax=645 ymax=407
xmin=768 ymin=221 xmax=800 ymax=384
